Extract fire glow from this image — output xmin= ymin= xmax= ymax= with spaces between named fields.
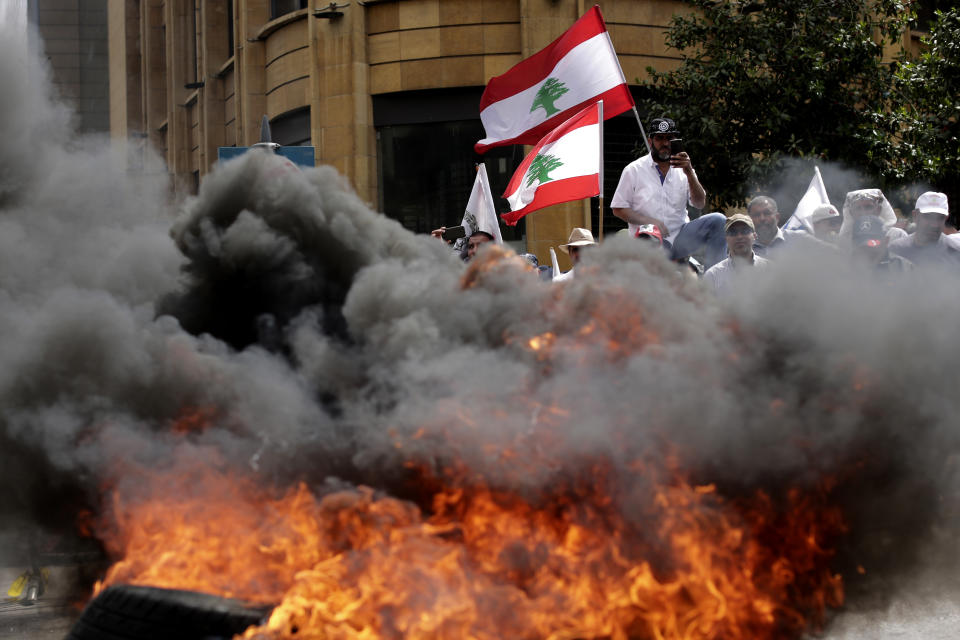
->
xmin=93 ymin=457 xmax=845 ymax=640
xmin=87 ymin=253 xmax=852 ymax=639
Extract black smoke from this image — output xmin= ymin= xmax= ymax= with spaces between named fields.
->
xmin=2 ymin=20 xmax=959 ymax=639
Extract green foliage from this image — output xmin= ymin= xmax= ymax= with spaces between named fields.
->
xmin=639 ymin=0 xmax=911 ymax=208
xmin=531 ymin=78 xmax=570 ymax=117
xmin=527 ymin=154 xmax=563 ymax=187
xmin=886 ymin=8 xmax=960 ymax=207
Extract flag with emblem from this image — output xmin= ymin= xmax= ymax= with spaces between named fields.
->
xmin=452 ymin=163 xmax=503 ymax=254
xmin=501 ymin=102 xmax=601 ymax=225
xmin=474 ymin=5 xmax=633 ymax=154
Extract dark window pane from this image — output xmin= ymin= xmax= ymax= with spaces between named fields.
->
xmin=271 ymin=0 xmax=307 ymax=20
xmin=377 ymin=120 xmax=524 ymax=244
xmin=271 ymin=107 xmax=310 ymax=146
xmin=227 ymin=0 xmax=234 ymax=55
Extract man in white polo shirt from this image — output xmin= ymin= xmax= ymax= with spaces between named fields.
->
xmin=611 ymin=117 xmax=727 ymax=269
xmin=889 ymin=192 xmax=960 ymax=269
xmin=702 ymin=214 xmax=770 ymax=294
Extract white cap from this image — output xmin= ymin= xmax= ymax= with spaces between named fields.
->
xmin=809 ymin=204 xmax=840 ymax=224
xmin=916 ymin=191 xmax=948 ymax=216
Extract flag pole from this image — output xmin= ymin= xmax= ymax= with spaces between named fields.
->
xmin=598 ymin=100 xmax=605 ymax=241
xmin=632 ymin=106 xmax=653 ymax=157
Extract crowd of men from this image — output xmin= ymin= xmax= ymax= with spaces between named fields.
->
xmin=433 ymin=117 xmax=959 ymax=292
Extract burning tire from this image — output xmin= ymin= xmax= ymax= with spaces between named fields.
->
xmin=66 ymin=584 xmax=273 ymax=640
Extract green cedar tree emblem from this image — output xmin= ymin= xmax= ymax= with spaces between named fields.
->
xmin=530 ymin=78 xmax=569 ymax=116
xmin=526 ymin=154 xmax=563 ymax=187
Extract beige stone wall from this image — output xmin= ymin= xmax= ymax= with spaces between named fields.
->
xmin=107 ymin=0 xmax=140 ymax=138
xmin=367 ymin=0 xmax=520 ymax=94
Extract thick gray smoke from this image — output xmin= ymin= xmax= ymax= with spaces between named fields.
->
xmin=2 ymin=21 xmax=959 ymax=639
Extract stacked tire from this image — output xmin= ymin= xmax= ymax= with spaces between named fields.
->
xmin=66 ymin=585 xmax=274 ymax=640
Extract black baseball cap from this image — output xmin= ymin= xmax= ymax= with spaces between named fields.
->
xmin=649 ymin=117 xmax=679 ymax=136
xmin=852 ymin=215 xmax=885 ymax=247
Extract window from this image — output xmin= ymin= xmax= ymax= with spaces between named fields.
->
xmin=915 ymin=0 xmax=949 ymax=32
xmin=270 ymin=107 xmax=311 ymax=146
xmin=270 ymin=0 xmax=307 ymax=20
xmin=374 ymin=88 xmax=525 ymax=244
xmin=377 ymin=120 xmax=524 ymax=242
xmin=227 ymin=0 xmax=234 ymax=56
xmin=188 ymin=0 xmax=198 ymax=83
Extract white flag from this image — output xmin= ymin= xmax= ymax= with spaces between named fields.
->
xmin=783 ymin=166 xmax=830 ymax=233
xmin=453 ymin=164 xmax=502 ymax=254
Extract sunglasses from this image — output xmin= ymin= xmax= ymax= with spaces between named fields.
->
xmin=725 ymin=227 xmax=754 ymax=237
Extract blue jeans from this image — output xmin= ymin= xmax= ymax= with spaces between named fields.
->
xmin=669 ymin=212 xmax=727 ymax=269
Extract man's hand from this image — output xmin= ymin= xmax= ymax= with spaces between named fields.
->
xmin=612 ymin=207 xmax=670 ymax=238
xmin=431 ymin=227 xmax=447 ymax=241
xmin=670 ymin=151 xmax=693 ymax=173
xmin=670 ymin=152 xmax=707 ymax=210
xmin=651 ymin=219 xmax=670 ymax=239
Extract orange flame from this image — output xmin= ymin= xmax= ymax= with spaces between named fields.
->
xmin=93 ymin=461 xmax=845 ymax=640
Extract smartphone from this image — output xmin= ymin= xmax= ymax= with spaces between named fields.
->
xmin=441 ymin=225 xmax=467 ymax=241
xmin=670 ymin=138 xmax=684 ymax=155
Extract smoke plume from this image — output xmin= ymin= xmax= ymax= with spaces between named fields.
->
xmin=2 ymin=20 xmax=959 ymax=639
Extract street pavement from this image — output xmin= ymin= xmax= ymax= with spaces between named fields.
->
xmin=1 ymin=566 xmax=83 ymax=639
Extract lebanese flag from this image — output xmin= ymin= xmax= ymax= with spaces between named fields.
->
xmin=474 ymin=5 xmax=633 ymax=154
xmin=502 ymin=103 xmax=601 ymax=225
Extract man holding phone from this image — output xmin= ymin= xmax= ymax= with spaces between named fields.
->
xmin=611 ymin=117 xmax=727 ymax=269
xmin=430 ymin=226 xmax=494 ymax=262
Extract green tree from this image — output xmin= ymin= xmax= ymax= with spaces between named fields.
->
xmin=531 ymin=78 xmax=570 ymax=117
xmin=526 ymin=154 xmax=563 ymax=187
xmin=886 ymin=8 xmax=960 ymax=215
xmin=638 ymin=0 xmax=910 ymax=208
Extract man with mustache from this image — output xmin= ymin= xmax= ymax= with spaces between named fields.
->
xmin=702 ymin=214 xmax=770 ymax=294
xmin=611 ymin=117 xmax=726 ymax=269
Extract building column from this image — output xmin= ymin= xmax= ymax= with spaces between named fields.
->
xmin=107 ymin=0 xmax=142 ymax=139
xmin=311 ymin=3 xmax=376 ymax=205
xmin=198 ymin=0 xmax=228 ymax=176
xmin=236 ymin=0 xmax=268 ymax=146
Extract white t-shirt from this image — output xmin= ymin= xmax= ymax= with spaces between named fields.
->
xmin=610 ymin=154 xmax=694 ymax=240
xmin=702 ymin=254 xmax=770 ymax=294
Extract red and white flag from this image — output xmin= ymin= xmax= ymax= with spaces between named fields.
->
xmin=474 ymin=5 xmax=633 ymax=154
xmin=501 ymin=103 xmax=601 ymax=225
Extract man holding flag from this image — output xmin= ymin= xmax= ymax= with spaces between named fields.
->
xmin=611 ymin=118 xmax=727 ymax=269
xmin=431 ymin=163 xmax=502 ymax=261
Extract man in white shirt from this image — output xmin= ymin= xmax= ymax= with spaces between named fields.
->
xmin=703 ymin=214 xmax=770 ymax=294
xmin=889 ymin=192 xmax=960 ymax=269
xmin=611 ymin=117 xmax=726 ymax=268
xmin=746 ymin=195 xmax=790 ymax=256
